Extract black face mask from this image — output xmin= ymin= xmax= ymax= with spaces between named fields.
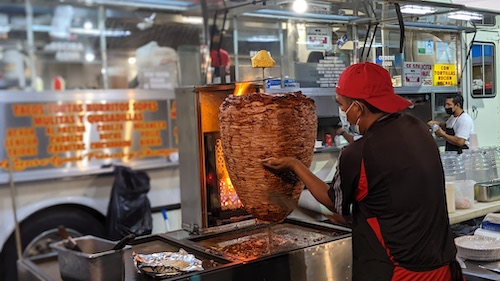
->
xmin=445 ymin=107 xmax=454 ymax=115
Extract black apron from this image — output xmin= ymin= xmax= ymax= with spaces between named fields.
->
xmin=445 ymin=127 xmax=468 ymax=154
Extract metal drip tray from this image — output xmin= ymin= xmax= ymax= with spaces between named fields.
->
xmin=190 ymin=220 xmax=349 ymax=262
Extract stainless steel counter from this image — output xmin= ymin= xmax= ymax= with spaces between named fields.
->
xmin=17 ymin=219 xmax=353 ymax=281
xmin=449 ymin=201 xmax=500 ymax=225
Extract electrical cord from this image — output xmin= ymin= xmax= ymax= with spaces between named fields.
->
xmin=458 ymin=21 xmax=477 ymax=87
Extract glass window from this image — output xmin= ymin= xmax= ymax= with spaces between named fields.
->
xmin=471 ymin=13 xmax=496 ymax=26
xmin=234 ymin=18 xmax=282 ymax=83
xmin=3 ymin=1 xmax=203 ymax=90
xmin=0 ymin=4 xmax=28 ymax=90
xmin=471 ymin=42 xmax=495 ymax=98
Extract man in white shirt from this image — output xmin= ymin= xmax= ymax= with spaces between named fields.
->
xmin=428 ymin=94 xmax=474 ymax=154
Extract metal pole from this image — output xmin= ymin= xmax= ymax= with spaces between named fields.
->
xmin=98 ymin=5 xmax=109 ymax=89
xmin=201 ymin=0 xmax=211 ymax=85
xmin=352 ymin=0 xmax=359 ymax=63
xmin=352 ymin=25 xmax=359 ymax=64
xmin=8 ymin=159 xmax=23 ymax=261
xmin=25 ymin=0 xmax=36 ymax=88
xmin=278 ymin=20 xmax=285 ymax=88
xmin=233 ymin=16 xmax=239 ymax=81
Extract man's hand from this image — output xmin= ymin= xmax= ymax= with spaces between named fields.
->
xmin=261 ymin=157 xmax=298 ymax=171
xmin=435 ymin=127 xmax=445 ymax=137
xmin=427 ymin=120 xmax=440 ymax=127
xmin=336 ymin=127 xmax=345 ymax=136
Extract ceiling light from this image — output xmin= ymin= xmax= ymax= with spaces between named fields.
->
xmin=400 ymin=5 xmax=436 ymax=15
xmin=83 ymin=20 xmax=93 ymax=30
xmin=448 ymin=11 xmax=483 ymax=21
xmin=293 ymin=0 xmax=308 ymax=13
xmin=85 ymin=52 xmax=95 ymax=62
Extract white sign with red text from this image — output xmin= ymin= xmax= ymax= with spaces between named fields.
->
xmin=306 ymin=27 xmax=331 ymax=50
xmin=403 ymin=62 xmax=433 ymax=86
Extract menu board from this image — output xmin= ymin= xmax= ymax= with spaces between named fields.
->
xmin=0 ymin=98 xmax=178 ymax=173
xmin=316 ymin=56 xmax=346 ymax=88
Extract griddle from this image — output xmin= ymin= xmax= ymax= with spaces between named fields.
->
xmin=189 ymin=219 xmax=349 ymax=262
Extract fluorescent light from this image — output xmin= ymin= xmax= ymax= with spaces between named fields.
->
xmin=448 ymin=11 xmax=483 ymax=21
xmin=181 ymin=16 xmax=203 ymax=25
xmin=400 ymin=5 xmax=436 ymax=15
xmin=293 ymin=0 xmax=308 ymax=13
xmin=246 ymin=35 xmax=279 ymax=42
xmin=70 ymin=27 xmax=131 ymax=37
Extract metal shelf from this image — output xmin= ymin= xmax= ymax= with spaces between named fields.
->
xmin=395 ymin=86 xmax=459 ymax=95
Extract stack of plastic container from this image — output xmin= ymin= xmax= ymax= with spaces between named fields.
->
xmin=441 ymin=152 xmax=466 ymax=182
xmin=492 ymin=147 xmax=500 ymax=180
xmin=462 ymin=149 xmax=493 ymax=183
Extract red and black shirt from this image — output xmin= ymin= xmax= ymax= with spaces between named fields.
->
xmin=328 ymin=113 xmax=459 ymax=281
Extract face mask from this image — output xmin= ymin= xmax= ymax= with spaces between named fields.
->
xmin=445 ymin=107 xmax=454 ymax=115
xmin=338 ymin=107 xmax=349 ymax=129
xmin=339 ymin=102 xmax=361 ymax=133
xmin=339 ymin=102 xmax=355 ymax=119
xmin=353 ymin=117 xmax=361 ymax=135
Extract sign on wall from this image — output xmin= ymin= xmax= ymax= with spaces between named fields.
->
xmin=417 ymin=40 xmax=434 ymax=55
xmin=306 ymin=27 xmax=331 ymax=50
xmin=1 ymin=99 xmax=178 ymax=172
xmin=403 ymin=62 xmax=433 ymax=86
xmin=433 ymin=64 xmax=457 ymax=86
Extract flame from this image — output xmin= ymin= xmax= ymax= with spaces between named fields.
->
xmin=233 ymin=82 xmax=254 ymax=96
xmin=219 ymin=176 xmax=243 ymax=210
xmin=215 ymin=139 xmax=242 ymax=210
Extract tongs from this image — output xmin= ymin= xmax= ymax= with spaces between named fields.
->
xmin=112 ymin=234 xmax=136 ymax=251
xmin=58 ymin=225 xmax=82 ymax=252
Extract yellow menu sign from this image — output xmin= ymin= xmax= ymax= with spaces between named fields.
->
xmin=1 ymin=100 xmax=178 ymax=172
xmin=433 ymin=64 xmax=457 ymax=86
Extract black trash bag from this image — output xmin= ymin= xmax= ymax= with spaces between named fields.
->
xmin=106 ymin=166 xmax=152 ymax=240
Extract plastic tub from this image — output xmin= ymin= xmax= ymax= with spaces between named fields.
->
xmin=451 ymin=180 xmax=476 ymax=209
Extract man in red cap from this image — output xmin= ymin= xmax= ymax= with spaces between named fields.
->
xmin=263 ymin=62 xmax=462 ymax=281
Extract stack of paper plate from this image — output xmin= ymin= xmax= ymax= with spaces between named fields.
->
xmin=455 ymin=235 xmax=500 ymax=261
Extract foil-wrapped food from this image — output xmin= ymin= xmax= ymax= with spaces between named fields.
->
xmin=133 ymin=248 xmax=203 ymax=278
xmin=219 ymin=91 xmax=317 ymax=223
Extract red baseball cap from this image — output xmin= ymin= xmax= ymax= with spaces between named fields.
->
xmin=336 ymin=62 xmax=412 ymax=113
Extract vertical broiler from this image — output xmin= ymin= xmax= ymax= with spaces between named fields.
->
xmin=176 ymin=83 xmax=260 ymax=231
xmin=176 ymin=50 xmax=313 ymax=230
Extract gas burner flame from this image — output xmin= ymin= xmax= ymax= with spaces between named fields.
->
xmin=233 ymin=82 xmax=254 ymax=97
